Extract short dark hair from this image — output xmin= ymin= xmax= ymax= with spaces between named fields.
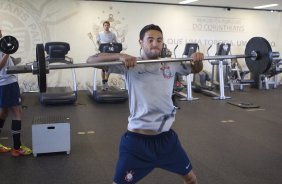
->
xmin=139 ymin=24 xmax=163 ymax=40
xmin=103 ymin=21 xmax=110 ymax=26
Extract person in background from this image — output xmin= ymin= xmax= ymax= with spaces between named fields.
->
xmin=96 ymin=21 xmax=117 ymax=90
xmin=87 ymin=24 xmax=203 ymax=184
xmin=0 ymin=29 xmax=32 ymax=157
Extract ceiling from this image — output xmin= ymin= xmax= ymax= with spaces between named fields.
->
xmin=110 ymin=0 xmax=282 ymax=11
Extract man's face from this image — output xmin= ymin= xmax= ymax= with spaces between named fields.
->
xmin=103 ymin=23 xmax=110 ymax=32
xmin=139 ymin=30 xmax=163 ymax=59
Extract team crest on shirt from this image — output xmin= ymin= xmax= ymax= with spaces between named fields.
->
xmin=160 ymin=65 xmax=173 ymax=79
xmin=124 ymin=170 xmax=134 ymax=182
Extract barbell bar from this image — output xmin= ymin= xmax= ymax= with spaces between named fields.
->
xmin=6 ymin=37 xmax=280 ymax=93
xmin=10 ymin=54 xmax=253 ymax=74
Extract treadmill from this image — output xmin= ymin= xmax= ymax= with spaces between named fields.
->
xmin=88 ymin=43 xmax=128 ymax=103
xmin=39 ymin=42 xmax=77 ymax=105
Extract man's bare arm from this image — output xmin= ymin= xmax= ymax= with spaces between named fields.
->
xmin=87 ymin=53 xmax=137 ymax=68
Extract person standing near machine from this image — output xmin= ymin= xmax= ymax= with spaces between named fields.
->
xmin=96 ymin=21 xmax=117 ymax=90
xmin=0 ymin=29 xmax=32 ymax=157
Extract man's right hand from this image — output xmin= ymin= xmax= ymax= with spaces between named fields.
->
xmin=119 ymin=54 xmax=137 ymax=68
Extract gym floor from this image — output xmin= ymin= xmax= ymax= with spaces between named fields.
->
xmin=0 ymin=87 xmax=281 ymax=184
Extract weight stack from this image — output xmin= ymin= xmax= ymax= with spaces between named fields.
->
xmin=32 ymin=115 xmax=71 ymax=157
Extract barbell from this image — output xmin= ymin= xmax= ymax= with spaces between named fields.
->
xmin=6 ymin=37 xmax=280 ymax=93
xmin=0 ymin=36 xmax=19 ymax=54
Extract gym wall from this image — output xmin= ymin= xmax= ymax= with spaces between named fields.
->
xmin=0 ymin=0 xmax=281 ymax=92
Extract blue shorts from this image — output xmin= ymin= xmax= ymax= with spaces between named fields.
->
xmin=113 ymin=129 xmax=192 ymax=183
xmin=0 ymin=82 xmax=21 ymax=108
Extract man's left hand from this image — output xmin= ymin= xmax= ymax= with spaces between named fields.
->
xmin=191 ymin=52 xmax=204 ymax=73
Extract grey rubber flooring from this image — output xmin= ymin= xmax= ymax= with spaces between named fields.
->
xmin=0 ymin=87 xmax=281 ymax=184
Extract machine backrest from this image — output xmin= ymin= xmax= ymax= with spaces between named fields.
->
xmin=183 ymin=43 xmax=199 ymax=57
xmin=45 ymin=42 xmax=70 ymax=61
xmin=216 ymin=43 xmax=231 ymax=56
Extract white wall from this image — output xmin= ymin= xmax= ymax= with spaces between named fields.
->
xmin=1 ymin=0 xmax=281 ymax=91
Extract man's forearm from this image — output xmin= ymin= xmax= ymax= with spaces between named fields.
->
xmin=0 ymin=54 xmax=9 ymax=70
xmin=87 ymin=53 xmax=122 ymax=64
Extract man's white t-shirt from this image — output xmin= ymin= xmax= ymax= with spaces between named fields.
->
xmin=96 ymin=31 xmax=117 ymax=44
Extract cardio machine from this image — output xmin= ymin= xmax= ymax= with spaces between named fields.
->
xmin=88 ymin=43 xmax=128 ymax=103
xmin=173 ymin=43 xmax=200 ymax=101
xmin=194 ymin=42 xmax=231 ymax=99
xmin=39 ymin=42 xmax=77 ymax=105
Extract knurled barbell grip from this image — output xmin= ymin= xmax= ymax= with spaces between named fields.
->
xmin=6 ymin=65 xmax=32 ymax=74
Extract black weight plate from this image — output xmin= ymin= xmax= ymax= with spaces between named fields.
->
xmin=245 ymin=37 xmax=272 ymax=74
xmin=36 ymin=44 xmax=47 ymax=93
xmin=0 ymin=36 xmax=19 ymax=54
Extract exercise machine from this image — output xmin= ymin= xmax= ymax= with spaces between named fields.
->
xmin=39 ymin=42 xmax=77 ymax=105
xmin=228 ymin=58 xmax=254 ymax=91
xmin=257 ymin=58 xmax=282 ymax=89
xmin=88 ymin=43 xmax=128 ymax=103
xmin=202 ymin=42 xmax=231 ymax=99
xmin=174 ymin=43 xmax=200 ymax=101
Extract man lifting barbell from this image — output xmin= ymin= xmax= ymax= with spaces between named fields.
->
xmin=87 ymin=24 xmax=203 ymax=184
xmin=0 ymin=29 xmax=32 ymax=157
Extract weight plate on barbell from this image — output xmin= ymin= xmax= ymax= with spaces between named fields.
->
xmin=36 ymin=44 xmax=47 ymax=93
xmin=0 ymin=36 xmax=19 ymax=54
xmin=245 ymin=37 xmax=272 ymax=74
